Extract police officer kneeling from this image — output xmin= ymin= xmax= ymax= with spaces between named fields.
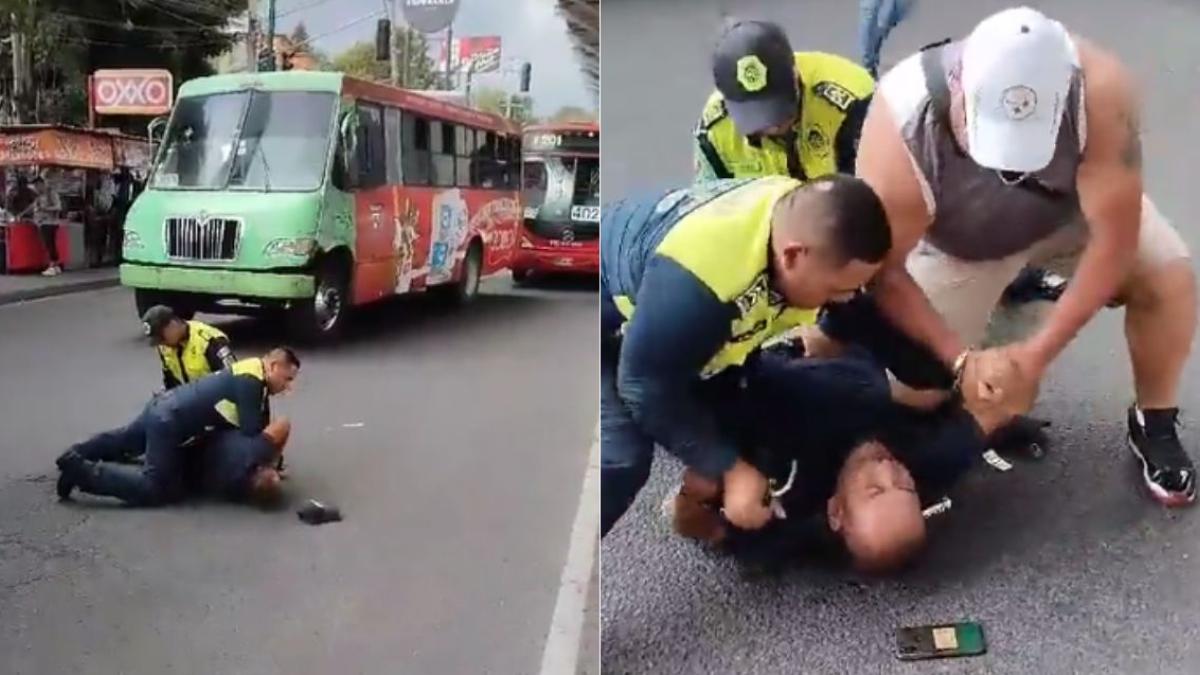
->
xmin=141 ymin=305 xmax=236 ymax=390
xmin=600 ymin=175 xmax=891 ymax=538
xmin=55 ymin=348 xmax=301 ymax=507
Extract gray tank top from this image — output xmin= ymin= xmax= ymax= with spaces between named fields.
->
xmin=897 ymin=42 xmax=1084 ymax=261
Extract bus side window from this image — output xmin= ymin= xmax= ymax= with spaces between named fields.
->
xmin=480 ymin=131 xmax=499 ymax=189
xmin=403 ymin=114 xmax=431 ymax=185
xmin=456 ymin=127 xmax=473 ymax=187
xmin=496 ymin=136 xmax=510 ymax=190
xmin=507 ymin=135 xmax=522 ymax=189
xmin=356 ymin=103 xmax=386 ymax=190
xmin=384 ymin=107 xmax=402 ymax=185
xmin=432 ymin=121 xmax=456 ymax=188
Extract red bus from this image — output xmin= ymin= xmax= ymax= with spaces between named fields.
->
xmin=513 ymin=122 xmax=599 ymax=282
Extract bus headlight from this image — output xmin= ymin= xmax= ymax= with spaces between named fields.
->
xmin=123 ymin=230 xmax=144 ymax=250
xmin=264 ymin=237 xmax=317 ymax=258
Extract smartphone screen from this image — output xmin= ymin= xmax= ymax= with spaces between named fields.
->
xmin=895 ymin=622 xmax=987 ymax=660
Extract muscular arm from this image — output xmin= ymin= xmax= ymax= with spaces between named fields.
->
xmin=1025 ymin=45 xmax=1142 ymax=364
xmin=856 ymin=94 xmax=965 ymax=366
xmin=617 ymin=255 xmax=740 ymax=479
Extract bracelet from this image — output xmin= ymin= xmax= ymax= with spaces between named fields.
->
xmin=952 ymin=349 xmax=973 ymax=391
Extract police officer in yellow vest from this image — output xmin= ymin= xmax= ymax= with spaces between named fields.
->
xmin=694 ymin=20 xmax=874 ymax=182
xmin=142 ymin=305 xmax=236 ymax=391
xmin=599 ymin=174 xmax=892 ymax=538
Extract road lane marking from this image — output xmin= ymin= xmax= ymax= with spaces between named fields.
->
xmin=538 ymin=423 xmax=599 ymax=675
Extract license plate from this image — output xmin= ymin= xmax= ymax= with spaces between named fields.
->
xmin=570 ymin=205 xmax=600 ymax=223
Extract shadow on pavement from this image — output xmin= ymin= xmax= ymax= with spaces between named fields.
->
xmin=202 ymin=291 xmax=564 ymax=355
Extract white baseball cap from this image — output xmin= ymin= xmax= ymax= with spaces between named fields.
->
xmin=961 ymin=7 xmax=1078 ymax=172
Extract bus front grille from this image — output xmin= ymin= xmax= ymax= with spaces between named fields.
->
xmin=165 ymin=217 xmax=241 ymax=261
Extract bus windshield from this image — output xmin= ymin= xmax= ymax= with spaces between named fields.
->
xmin=150 ymin=90 xmax=336 ymax=192
xmin=522 ymin=155 xmax=599 ymax=221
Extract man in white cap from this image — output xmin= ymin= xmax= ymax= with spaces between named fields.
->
xmin=812 ymin=6 xmax=1198 ymax=506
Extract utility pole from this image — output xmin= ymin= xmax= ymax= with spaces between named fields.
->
xmin=246 ymin=0 xmax=259 ymax=72
xmin=401 ymin=28 xmax=411 ymax=87
xmin=443 ymin=24 xmax=453 ymax=90
xmin=265 ymin=0 xmax=277 ymax=71
xmin=389 ymin=0 xmax=400 ymax=85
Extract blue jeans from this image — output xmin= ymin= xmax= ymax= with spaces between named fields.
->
xmin=72 ymin=402 xmax=188 ymax=506
xmin=859 ymin=0 xmax=913 ymax=76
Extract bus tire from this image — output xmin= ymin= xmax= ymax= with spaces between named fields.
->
xmin=134 ymin=289 xmax=194 ymax=320
xmin=134 ymin=289 xmax=162 ymax=318
xmin=288 ymin=261 xmax=349 ymax=342
xmin=440 ymin=241 xmax=483 ymax=306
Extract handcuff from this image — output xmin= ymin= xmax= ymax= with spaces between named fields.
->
xmin=761 ymin=459 xmax=798 ymax=520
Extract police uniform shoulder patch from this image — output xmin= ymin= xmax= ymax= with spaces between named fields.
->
xmin=813 ymin=81 xmax=857 ymax=112
xmin=699 ymin=98 xmax=728 ymax=130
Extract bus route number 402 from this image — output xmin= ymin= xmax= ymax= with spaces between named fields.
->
xmin=570 ymin=205 xmax=599 ymax=223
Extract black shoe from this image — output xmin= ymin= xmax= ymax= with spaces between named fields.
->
xmin=986 ymin=415 xmax=1051 ymax=459
xmin=55 ymin=450 xmax=83 ymax=501
xmin=1128 ymin=407 xmax=1196 ymax=507
xmin=1002 ymin=268 xmax=1068 ymax=305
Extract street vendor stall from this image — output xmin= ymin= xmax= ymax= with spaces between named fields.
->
xmin=0 ymin=125 xmax=150 ymax=275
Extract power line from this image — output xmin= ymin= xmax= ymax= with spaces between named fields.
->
xmin=288 ymin=9 xmax=386 ymax=51
xmin=47 ymin=12 xmax=219 ymax=33
xmin=277 ymin=0 xmax=336 ymax=21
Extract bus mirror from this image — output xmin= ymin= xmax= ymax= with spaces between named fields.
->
xmin=147 ymin=116 xmax=168 ymax=162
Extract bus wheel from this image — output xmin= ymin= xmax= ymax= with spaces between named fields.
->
xmin=134 ymin=289 xmax=162 ymax=318
xmin=441 ymin=243 xmax=482 ymax=306
xmin=134 ymin=289 xmax=194 ymax=320
xmin=288 ymin=263 xmax=349 ymax=342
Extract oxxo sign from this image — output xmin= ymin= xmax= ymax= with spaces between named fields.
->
xmin=91 ymin=69 xmax=174 ymax=116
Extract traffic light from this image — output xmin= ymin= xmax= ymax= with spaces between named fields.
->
xmin=519 ymin=62 xmax=531 ymax=93
xmin=376 ymin=19 xmax=391 ymax=62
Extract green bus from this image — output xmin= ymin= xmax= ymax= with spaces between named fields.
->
xmin=121 ymin=70 xmax=523 ymax=340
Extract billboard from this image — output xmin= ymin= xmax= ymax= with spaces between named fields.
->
xmin=437 ymin=36 xmax=502 ymax=74
xmin=91 ymin=69 xmax=173 ymax=116
xmin=402 ymin=0 xmax=460 ymax=34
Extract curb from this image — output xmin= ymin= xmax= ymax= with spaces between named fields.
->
xmin=0 ymin=275 xmax=122 ymax=307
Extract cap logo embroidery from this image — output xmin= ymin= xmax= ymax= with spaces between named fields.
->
xmin=142 ymin=322 xmax=152 ymax=336
xmin=736 ymin=55 xmax=768 ymax=92
xmin=1001 ymin=85 xmax=1037 ymax=121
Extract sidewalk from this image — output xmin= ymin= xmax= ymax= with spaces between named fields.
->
xmin=0 ymin=267 xmax=121 ymax=306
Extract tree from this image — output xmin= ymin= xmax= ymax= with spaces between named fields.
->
xmin=549 ymin=106 xmax=596 ymax=123
xmin=328 ymin=28 xmax=435 ymax=88
xmin=473 ymin=87 xmax=536 ymax=123
xmin=289 ymin=22 xmax=310 ymax=49
xmin=0 ymin=0 xmax=243 ymax=127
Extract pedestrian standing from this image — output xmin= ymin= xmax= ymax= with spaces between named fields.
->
xmin=858 ymin=0 xmax=915 ymax=78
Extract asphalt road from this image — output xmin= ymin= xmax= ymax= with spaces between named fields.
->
xmin=600 ymin=1 xmax=1200 ymax=673
xmin=0 ymin=275 xmax=598 ymax=675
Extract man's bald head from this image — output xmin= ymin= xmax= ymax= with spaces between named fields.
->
xmin=769 ymin=175 xmax=892 ymax=309
xmin=827 ymin=440 xmax=927 ymax=574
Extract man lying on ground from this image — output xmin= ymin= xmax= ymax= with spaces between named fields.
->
xmin=668 ymin=295 xmax=1037 ymax=574
xmin=55 ymin=348 xmax=300 ymax=506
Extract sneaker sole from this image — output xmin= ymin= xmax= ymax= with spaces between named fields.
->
xmin=1127 ymin=435 xmax=1197 ymax=507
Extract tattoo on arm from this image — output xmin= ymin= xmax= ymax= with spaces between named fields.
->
xmin=1120 ymin=110 xmax=1142 ymax=170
